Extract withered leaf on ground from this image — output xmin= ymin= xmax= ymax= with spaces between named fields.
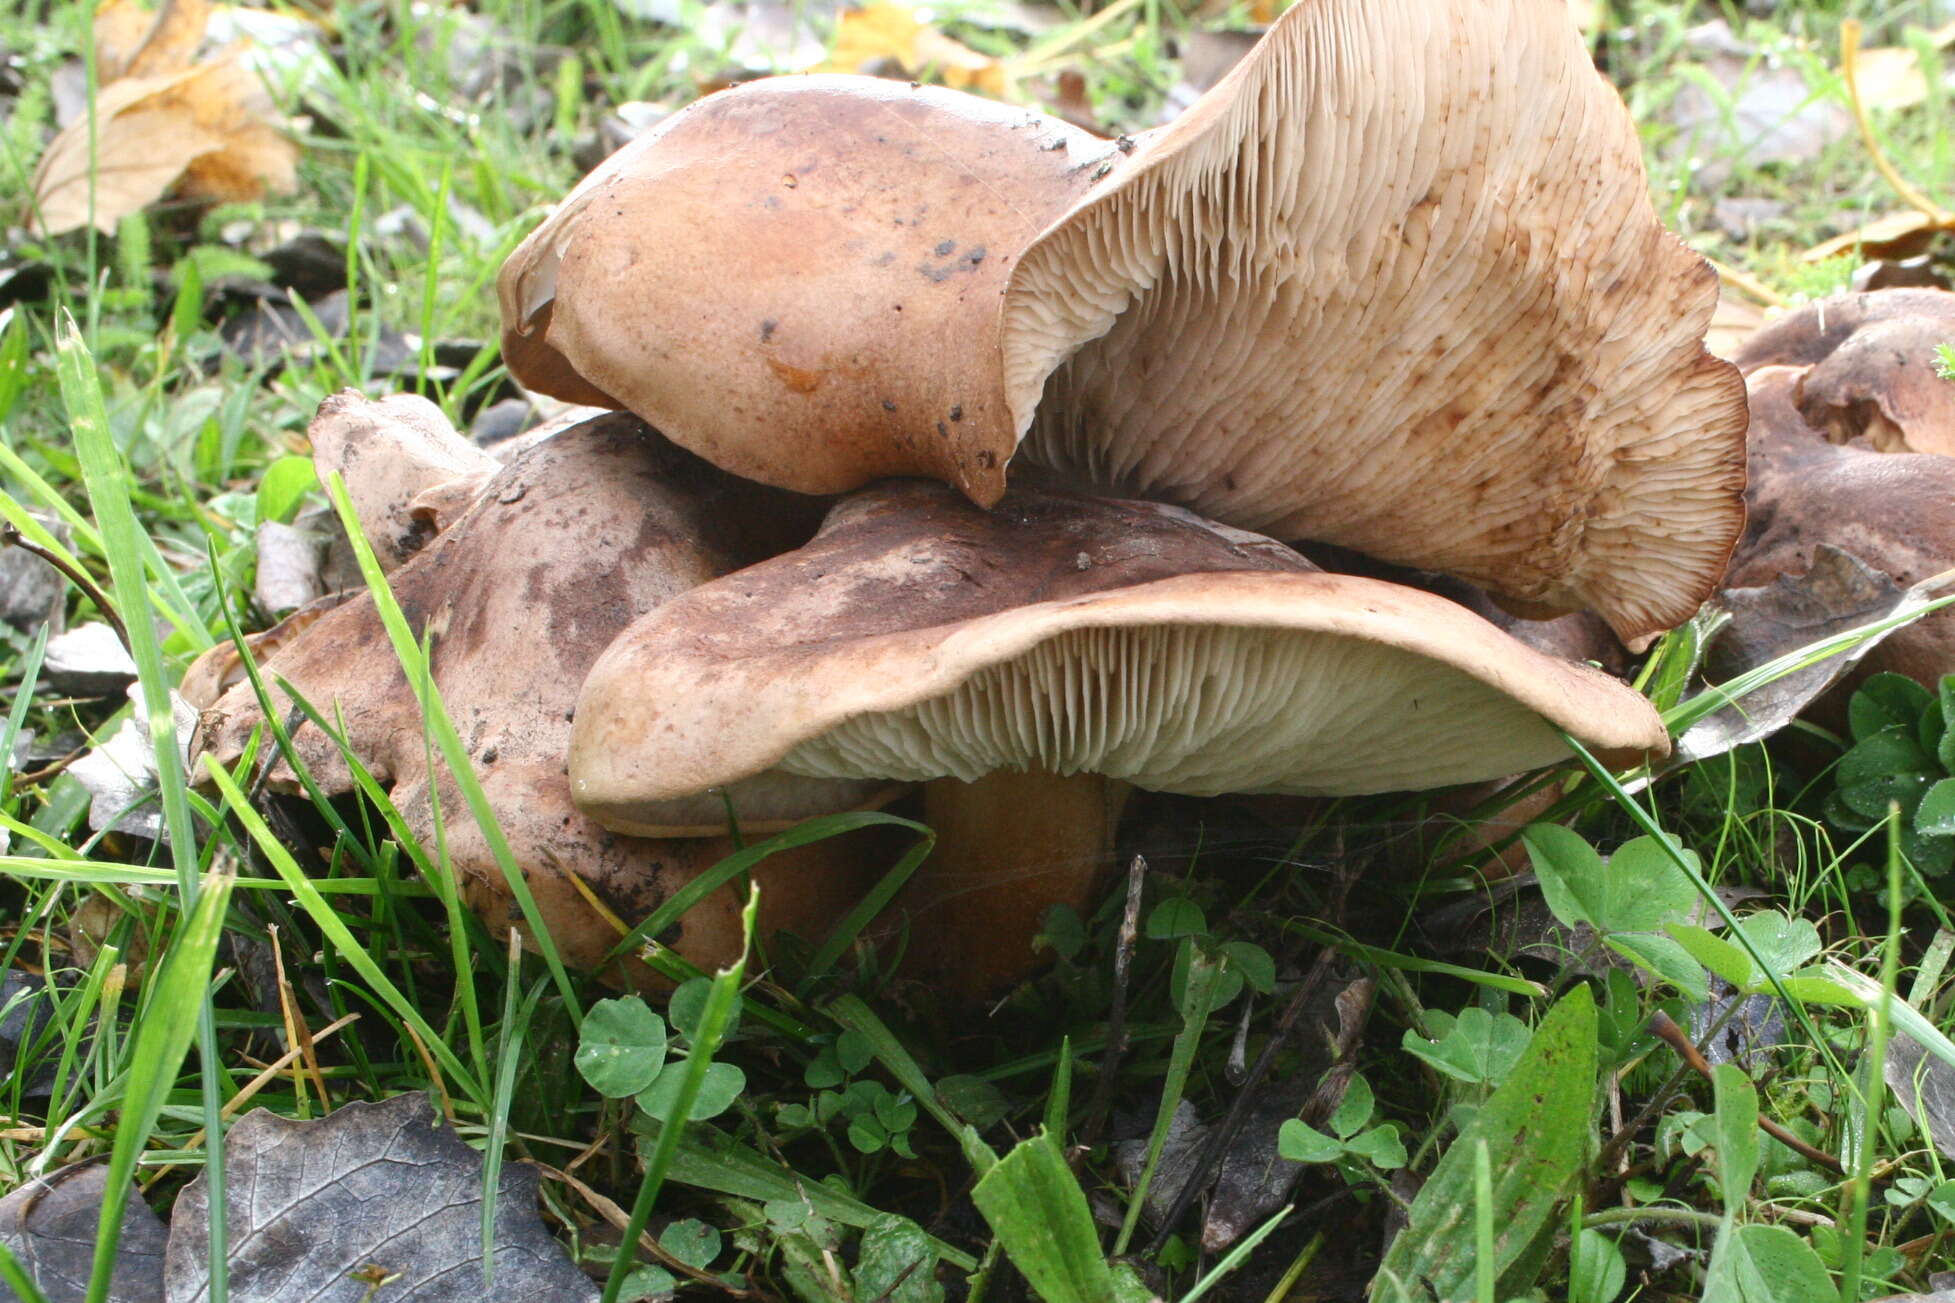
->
xmin=822 ymin=3 xmax=1006 ymax=96
xmin=1662 ymin=546 xmax=1947 ymax=775
xmin=1889 ymin=1032 xmax=1955 ymax=1161
xmin=0 ymin=1162 xmax=167 ymax=1303
xmin=43 ymin=622 xmax=136 ymax=697
xmin=163 ymin=1093 xmax=599 ymax=1303
xmin=30 ymin=0 xmax=298 ymax=237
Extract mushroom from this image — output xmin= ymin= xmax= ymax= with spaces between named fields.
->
xmin=195 ymin=410 xmax=883 ymax=984
xmin=1732 ymin=288 xmax=1955 ymax=454
xmin=1000 ymin=0 xmax=1747 ymax=643
xmin=499 ymin=0 xmax=1745 ymax=644
xmin=304 ymin=391 xmax=500 ymax=571
xmin=1724 ymin=364 xmax=1955 ymax=695
xmin=498 ymin=76 xmax=1121 ymax=504
xmin=569 ymin=481 xmax=1670 ymax=995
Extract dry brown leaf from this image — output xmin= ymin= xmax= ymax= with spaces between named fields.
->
xmin=1847 ymin=21 xmax=1955 ymax=114
xmin=821 ymin=3 xmax=1006 ymax=97
xmin=1803 ymin=209 xmax=1947 ymax=263
xmin=97 ymin=0 xmax=213 ymax=80
xmin=30 ymin=2 xmax=298 ymax=237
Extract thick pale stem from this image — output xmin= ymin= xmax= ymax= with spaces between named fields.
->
xmin=905 ymin=769 xmax=1131 ymax=999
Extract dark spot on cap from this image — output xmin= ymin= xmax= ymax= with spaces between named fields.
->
xmin=934 ymin=239 xmax=956 ymax=256
xmin=759 ymin=319 xmax=777 ymax=343
xmin=937 ymin=421 xmax=949 ymax=438
xmin=882 ymin=399 xmax=897 ymax=412
xmin=949 ymin=405 xmax=962 ymax=421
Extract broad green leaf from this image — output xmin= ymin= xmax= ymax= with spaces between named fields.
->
xmin=658 ymin=1219 xmax=721 ymax=1270
xmin=638 ymin=1060 xmax=746 ymax=1122
xmin=255 ymin=454 xmax=318 ymax=523
xmin=645 ymin=1127 xmax=974 ymax=1269
xmin=1372 ymin=987 xmax=1597 ymax=1301
xmin=1700 ymin=1224 xmax=1833 ymax=1302
xmin=1601 ymin=837 xmax=1703 ymax=931
xmin=1851 ymin=672 xmax=1932 ymax=742
xmin=855 ymin=1215 xmax=944 ymax=1303
xmin=1669 ymin=924 xmax=1755 ymax=989
xmin=1146 ymin=897 xmax=1206 ymax=939
xmin=1521 ymin=824 xmax=1605 ymax=929
xmin=1730 ymin=913 xmax=1821 ymax=979
xmin=972 ymin=1132 xmax=1120 ymax=1303
xmin=1523 ymin=827 xmax=1697 ymax=935
xmin=1402 ymin=1007 xmax=1532 ymax=1086
xmin=1940 ymin=673 xmax=1955 ymax=771
xmin=1606 ymin=934 xmax=1708 ymax=1002
xmin=1919 ymin=778 xmax=1955 ymax=837
xmin=575 ymin=997 xmax=669 ymax=1098
xmin=1276 ymin=1120 xmax=1343 ymax=1164
xmin=1329 ymin=1074 xmax=1375 ymax=1139
xmin=1568 ymin=1228 xmax=1625 ymax=1303
xmin=1221 ymin=940 xmax=1276 ymax=994
xmin=936 ymin=1075 xmax=1009 ymax=1130
xmin=1711 ymin=1063 xmax=1759 ymax=1216
xmin=1345 ymin=1125 xmax=1408 ymax=1170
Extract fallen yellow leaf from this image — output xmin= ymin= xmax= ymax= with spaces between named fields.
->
xmin=821 ymin=3 xmax=1007 ymax=97
xmin=1846 ymin=21 xmax=1955 ymax=114
xmin=29 ymin=0 xmax=298 ymax=236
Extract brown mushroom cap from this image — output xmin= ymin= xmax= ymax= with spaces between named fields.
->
xmin=999 ymin=0 xmax=1746 ymax=643
xmin=1728 ymin=364 xmax=1955 ymax=691
xmin=304 ymin=391 xmax=499 ymax=571
xmin=569 ymin=481 xmax=1670 ymax=835
xmin=497 ymin=75 xmax=1122 ymax=504
xmin=196 ymin=411 xmax=878 ymax=980
xmin=1732 ymin=289 xmax=1955 ymax=455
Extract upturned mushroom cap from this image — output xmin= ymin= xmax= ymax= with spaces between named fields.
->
xmin=195 ymin=411 xmax=876 ymax=980
xmin=1728 ymin=365 xmax=1955 ymax=691
xmin=497 ymin=75 xmax=1122 ymax=504
xmin=1000 ymin=0 xmax=1747 ymax=643
xmin=1732 ymin=289 xmax=1955 ymax=455
xmin=569 ymin=481 xmax=1670 ymax=834
xmin=305 ymin=391 xmax=499 ymax=571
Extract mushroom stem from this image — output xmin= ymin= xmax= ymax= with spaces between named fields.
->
xmin=905 ymin=769 xmax=1131 ymax=999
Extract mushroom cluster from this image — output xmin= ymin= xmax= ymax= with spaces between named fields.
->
xmin=197 ymin=0 xmax=1746 ymax=999
xmin=1722 ymin=289 xmax=1955 ymax=697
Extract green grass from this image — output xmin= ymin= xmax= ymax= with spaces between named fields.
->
xmin=7 ymin=0 xmax=1955 ymax=1299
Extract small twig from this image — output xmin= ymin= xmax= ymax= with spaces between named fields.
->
xmin=540 ymin=1163 xmax=760 ymax=1298
xmin=1 ymin=523 xmax=128 ymax=653
xmin=1143 ymin=844 xmax=1359 ymax=1254
xmin=12 ymin=745 xmax=89 ymax=787
xmin=1080 ymin=854 xmax=1148 ymax=1148
xmin=1648 ymin=1010 xmax=1845 ymax=1175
